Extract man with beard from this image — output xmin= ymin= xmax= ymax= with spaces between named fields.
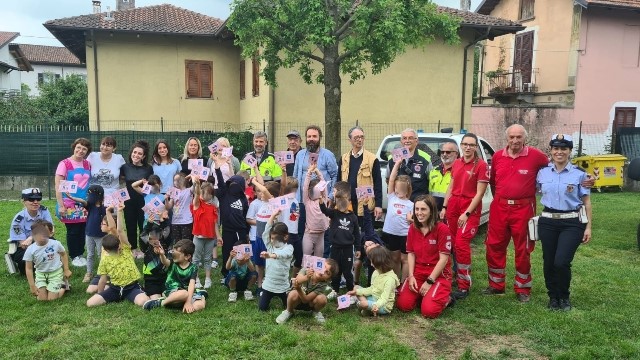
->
xmin=284 ymin=130 xmax=302 ymax=177
xmin=429 ymin=140 xmax=458 ymax=211
xmin=240 ymin=131 xmax=282 ymax=181
xmin=293 ymin=125 xmax=338 ymax=256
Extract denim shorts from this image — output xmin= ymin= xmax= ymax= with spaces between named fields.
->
xmin=366 ymin=295 xmax=390 ymax=314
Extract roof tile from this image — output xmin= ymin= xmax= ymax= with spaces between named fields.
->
xmin=0 ymin=31 xmax=20 ymax=48
xmin=437 ymin=6 xmax=522 ymax=27
xmin=587 ymin=0 xmax=640 ymax=9
xmin=14 ymin=44 xmax=82 ymax=65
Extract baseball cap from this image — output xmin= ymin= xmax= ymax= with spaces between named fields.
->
xmin=22 ymin=188 xmax=43 ymax=201
xmin=549 ymin=134 xmax=573 ymax=149
xmin=286 ymin=130 xmax=300 ymax=138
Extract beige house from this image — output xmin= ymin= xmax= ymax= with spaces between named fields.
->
xmin=45 ymin=2 xmax=522 ymax=153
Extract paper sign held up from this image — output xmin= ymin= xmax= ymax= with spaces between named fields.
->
xmin=208 ymin=142 xmax=218 ymax=154
xmin=188 ymin=159 xmax=203 ymax=170
xmin=275 ymin=151 xmax=295 ymax=165
xmin=269 ymin=196 xmax=289 ymax=211
xmin=59 ymin=180 xmax=79 ymax=194
xmin=308 ymin=152 xmax=319 ymax=165
xmin=356 ymin=186 xmax=374 ymax=200
xmin=243 ymin=154 xmax=257 ymax=168
xmin=141 ymin=184 xmax=153 ymax=194
xmin=392 ymin=147 xmax=411 ymax=162
xmin=234 ymin=244 xmax=253 ymax=259
xmin=221 ymin=146 xmax=233 ymax=158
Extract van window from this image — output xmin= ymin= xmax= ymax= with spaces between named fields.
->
xmin=480 ymin=140 xmax=495 ymax=166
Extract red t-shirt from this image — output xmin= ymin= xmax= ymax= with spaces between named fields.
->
xmin=451 ymin=157 xmax=489 ymax=198
xmin=406 ymin=222 xmax=452 ymax=279
xmin=190 ymin=200 xmax=218 ymax=238
xmin=490 ymin=146 xmax=549 ymax=199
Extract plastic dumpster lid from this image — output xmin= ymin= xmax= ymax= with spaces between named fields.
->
xmin=572 ymin=154 xmax=627 ymax=161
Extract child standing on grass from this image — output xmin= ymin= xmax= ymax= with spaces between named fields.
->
xmin=246 ymin=185 xmax=265 ymax=288
xmin=166 ymin=172 xmax=193 ymax=245
xmin=348 ymin=246 xmax=399 ymax=316
xmin=258 ymin=211 xmax=294 ymax=311
xmin=190 ymin=176 xmax=221 ymax=289
xmin=143 ymin=239 xmax=208 ymax=313
xmin=225 ymin=242 xmax=258 ymax=302
xmin=302 ymin=164 xmax=330 ymax=257
xmin=86 ymin=212 xmax=115 ymax=295
xmin=276 ymin=258 xmax=338 ymax=324
xmin=23 ymin=221 xmax=72 ymax=301
xmin=86 ymin=204 xmax=150 ymax=308
xmin=277 ymin=167 xmax=302 ymax=277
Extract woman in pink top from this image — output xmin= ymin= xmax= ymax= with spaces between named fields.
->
xmin=301 ymin=164 xmax=329 ymax=257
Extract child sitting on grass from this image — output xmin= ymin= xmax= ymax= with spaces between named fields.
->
xmin=347 ymin=246 xmax=399 ymax=316
xmin=276 ymin=258 xmax=338 ymax=324
xmin=258 ymin=211 xmax=294 ymax=311
xmin=143 ymin=239 xmax=207 ymax=313
xmin=225 ymin=241 xmax=258 ymax=302
xmin=141 ymin=222 xmax=171 ymax=299
xmin=86 ymin=204 xmax=150 ymax=308
xmin=23 ymin=221 xmax=72 ymax=301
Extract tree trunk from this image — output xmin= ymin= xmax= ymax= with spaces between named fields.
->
xmin=323 ymin=43 xmax=342 ymax=156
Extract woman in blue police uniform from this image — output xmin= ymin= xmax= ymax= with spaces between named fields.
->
xmin=536 ymin=134 xmax=592 ymax=311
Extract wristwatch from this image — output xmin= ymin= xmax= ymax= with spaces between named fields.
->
xmin=465 ymin=211 xmax=471 ymax=217
xmin=426 ymin=277 xmax=435 ymax=285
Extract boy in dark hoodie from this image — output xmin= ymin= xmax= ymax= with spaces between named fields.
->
xmin=212 ymin=153 xmax=249 ymax=277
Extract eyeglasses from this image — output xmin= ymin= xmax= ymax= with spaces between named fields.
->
xmin=352 ymin=135 xmax=365 ymax=140
xmin=440 ymin=150 xmax=456 ymax=154
xmin=460 ymin=143 xmax=477 ymax=148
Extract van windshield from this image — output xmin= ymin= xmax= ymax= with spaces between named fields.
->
xmin=379 ymin=137 xmax=455 ymax=167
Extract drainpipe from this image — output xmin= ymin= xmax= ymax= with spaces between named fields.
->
xmin=269 ymin=86 xmax=275 ymax=153
xmin=91 ymin=30 xmax=101 ymax=131
xmin=460 ymin=27 xmax=492 ymax=130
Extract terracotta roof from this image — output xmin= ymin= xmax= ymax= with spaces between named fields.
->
xmin=44 ymin=4 xmax=224 ymax=35
xmin=582 ymin=0 xmax=640 ymax=9
xmin=437 ymin=6 xmax=522 ymax=28
xmin=13 ymin=44 xmax=82 ymax=65
xmin=0 ymin=31 xmax=20 ymax=48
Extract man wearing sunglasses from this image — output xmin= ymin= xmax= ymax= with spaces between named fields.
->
xmin=8 ymin=188 xmax=54 ymax=275
xmin=429 ymin=141 xmax=459 ymax=211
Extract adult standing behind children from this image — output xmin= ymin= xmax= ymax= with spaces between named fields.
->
xmin=9 ymin=188 xmax=54 ymax=275
xmin=429 ymin=141 xmax=458 ymax=211
xmin=120 ymin=140 xmax=153 ymax=259
xmin=386 ymin=129 xmax=432 ymax=201
xmin=179 ymin=137 xmax=208 ymax=176
xmin=240 ymin=131 xmax=282 ymax=181
xmin=55 ymin=137 xmax=92 ymax=268
xmin=151 ymin=139 xmax=181 ymax=194
xmin=206 ymin=137 xmax=240 ymax=183
xmin=87 ymin=136 xmax=125 ymax=196
xmin=284 ymin=130 xmax=302 ymax=177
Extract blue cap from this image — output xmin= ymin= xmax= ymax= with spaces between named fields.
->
xmin=549 ymin=134 xmax=573 ymax=149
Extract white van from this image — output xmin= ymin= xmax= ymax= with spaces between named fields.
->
xmin=376 ymin=131 xmax=496 ymax=225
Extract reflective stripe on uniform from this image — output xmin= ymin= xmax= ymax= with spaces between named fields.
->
xmin=515 ymin=279 xmax=532 ymax=288
xmin=488 ymin=267 xmax=506 ymax=274
xmin=489 ymin=275 xmax=505 ymax=283
xmin=516 ymin=271 xmax=529 ymax=280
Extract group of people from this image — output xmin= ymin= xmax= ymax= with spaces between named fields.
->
xmin=8 ymin=123 xmax=594 ymax=323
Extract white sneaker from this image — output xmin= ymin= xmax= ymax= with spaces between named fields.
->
xmin=350 ymin=295 xmax=358 ymax=305
xmin=228 ymin=291 xmax=238 ymax=302
xmin=204 ymin=278 xmax=212 ymax=289
xmin=276 ymin=310 xmax=292 ymax=324
xmin=210 ymin=260 xmax=219 ymax=269
xmin=220 ymin=278 xmax=225 ymax=284
xmin=71 ymin=256 xmax=84 ymax=267
xmin=313 ymin=311 xmax=326 ymax=324
xmin=244 ymin=290 xmax=254 ymax=301
xmin=195 ymin=277 xmax=202 ymax=288
xmin=327 ymin=290 xmax=337 ymax=301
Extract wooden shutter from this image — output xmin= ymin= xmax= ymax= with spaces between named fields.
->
xmin=514 ymin=31 xmax=534 ymax=84
xmin=252 ymin=57 xmax=259 ymax=97
xmin=240 ymin=60 xmax=246 ymax=100
xmin=520 ymin=0 xmax=535 ymax=20
xmin=614 ymin=108 xmax=636 ymax=130
xmin=185 ymin=60 xmax=213 ymax=98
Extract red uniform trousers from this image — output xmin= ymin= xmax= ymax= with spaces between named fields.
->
xmin=485 ymin=198 xmax=536 ymax=295
xmin=446 ymin=195 xmax=480 ymax=291
xmin=396 ymin=273 xmax=452 ymax=319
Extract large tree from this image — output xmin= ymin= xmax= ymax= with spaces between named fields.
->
xmin=228 ymin=0 xmax=461 ymax=154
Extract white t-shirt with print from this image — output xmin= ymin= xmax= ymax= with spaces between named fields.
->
xmin=246 ymin=199 xmax=265 ymax=241
xmin=87 ymin=152 xmax=126 ymax=196
xmin=171 ymin=188 xmax=193 ymax=225
xmin=278 ymin=194 xmax=300 ymax=234
xmin=382 ymin=193 xmax=414 ymax=236
xmin=22 ymin=239 xmax=65 ymax=273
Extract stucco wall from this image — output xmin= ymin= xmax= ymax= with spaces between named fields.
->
xmin=0 ymin=46 xmax=21 ymax=91
xmin=21 ymin=64 xmax=87 ymax=96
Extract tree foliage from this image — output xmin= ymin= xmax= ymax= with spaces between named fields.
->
xmin=228 ymin=0 xmax=461 ymax=154
xmin=0 ymin=74 xmax=88 ymax=127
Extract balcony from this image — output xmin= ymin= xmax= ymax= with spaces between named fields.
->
xmin=484 ymin=68 xmax=538 ymax=103
xmin=0 ymin=88 xmax=22 ymax=100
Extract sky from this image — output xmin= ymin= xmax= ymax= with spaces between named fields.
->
xmin=0 ymin=0 xmax=483 ymax=47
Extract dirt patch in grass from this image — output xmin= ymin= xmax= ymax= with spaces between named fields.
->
xmin=394 ymin=316 xmax=547 ymax=359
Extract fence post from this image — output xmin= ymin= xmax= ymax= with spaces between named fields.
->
xmin=161 ymin=117 xmax=164 ymax=133
xmin=46 ymin=121 xmax=52 ymax=200
xmin=578 ymin=120 xmax=583 ymax=156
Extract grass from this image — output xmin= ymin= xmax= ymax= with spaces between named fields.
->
xmin=1 ymin=192 xmax=639 ymax=359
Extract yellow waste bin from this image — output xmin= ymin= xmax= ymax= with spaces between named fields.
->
xmin=572 ymin=154 xmax=627 ymax=190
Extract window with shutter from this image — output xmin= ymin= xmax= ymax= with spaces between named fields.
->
xmin=252 ymin=57 xmax=259 ymax=97
xmin=240 ymin=60 xmax=246 ymax=100
xmin=614 ymin=107 xmax=637 ymax=130
xmin=513 ymin=31 xmax=534 ymax=84
xmin=519 ymin=0 xmax=535 ymax=20
xmin=185 ymin=60 xmax=213 ymax=99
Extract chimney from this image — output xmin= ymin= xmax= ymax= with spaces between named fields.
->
xmin=460 ymin=0 xmax=471 ymax=11
xmin=92 ymin=0 xmax=101 ymax=13
xmin=117 ymin=0 xmax=135 ymax=11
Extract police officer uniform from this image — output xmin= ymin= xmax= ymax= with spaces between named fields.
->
xmin=536 ymin=134 xmax=590 ymax=311
xmin=388 ymin=148 xmax=432 ymax=201
xmin=8 ymin=188 xmax=53 ymax=275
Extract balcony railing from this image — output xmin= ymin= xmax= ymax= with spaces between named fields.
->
xmin=484 ymin=68 xmax=538 ymax=97
xmin=0 ymin=88 xmax=22 ymax=99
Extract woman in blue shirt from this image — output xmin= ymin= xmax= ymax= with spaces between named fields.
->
xmin=152 ymin=139 xmax=181 ymax=194
xmin=536 ymin=134 xmax=592 ymax=311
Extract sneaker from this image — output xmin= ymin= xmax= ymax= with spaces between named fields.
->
xmin=446 ymin=294 xmax=456 ymax=308
xmin=244 ymin=290 xmax=254 ymax=301
xmin=62 ymin=279 xmax=71 ymax=291
xmin=220 ymin=278 xmax=226 ymax=284
xmin=71 ymin=256 xmax=84 ymax=267
xmin=255 ymin=287 xmax=262 ymax=297
xmin=143 ymin=298 xmax=163 ymax=310
xmin=481 ymin=287 xmax=505 ymax=296
xmin=453 ymin=289 xmax=469 ymax=300
xmin=516 ymin=293 xmax=531 ymax=303
xmin=350 ymin=296 xmax=358 ymax=305
xmin=559 ymin=298 xmax=572 ymax=311
xmin=313 ymin=311 xmax=326 ymax=324
xmin=211 ymin=260 xmax=219 ymax=269
xmin=82 ymin=273 xmax=93 ymax=283
xmin=204 ymin=278 xmax=212 ymax=289
xmin=196 ymin=289 xmax=209 ymax=299
xmin=339 ymin=279 xmax=346 ymax=289
xmin=195 ymin=277 xmax=202 ymax=288
xmin=276 ymin=310 xmax=292 ymax=324
xmin=228 ymin=291 xmax=238 ymax=302
xmin=548 ymin=298 xmax=560 ymax=310
xmin=327 ymin=290 xmax=337 ymax=301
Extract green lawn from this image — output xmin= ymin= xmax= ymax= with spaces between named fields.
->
xmin=1 ymin=192 xmax=639 ymax=359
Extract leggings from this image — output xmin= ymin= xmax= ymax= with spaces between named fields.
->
xmin=302 ymin=232 xmax=324 ymax=257
xmin=171 ymin=223 xmax=193 ymax=244
xmin=85 ymin=235 xmax=102 ymax=273
xmin=124 ymin=197 xmax=145 ymax=250
xmin=258 ymin=288 xmax=287 ymax=311
xmin=65 ymin=222 xmax=86 ymax=259
xmin=331 ymin=246 xmax=354 ymax=292
xmin=221 ymin=229 xmax=248 ymax=276
xmin=193 ymin=237 xmax=215 ymax=269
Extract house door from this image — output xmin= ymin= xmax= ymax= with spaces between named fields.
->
xmin=513 ymin=31 xmax=534 ymax=88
